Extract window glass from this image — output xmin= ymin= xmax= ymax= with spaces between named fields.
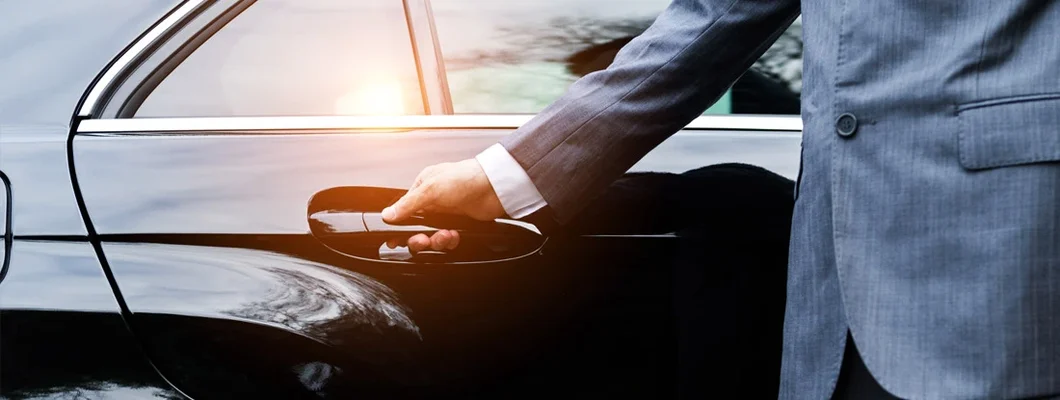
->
xmin=431 ymin=0 xmax=801 ymax=115
xmin=136 ymin=0 xmax=424 ymax=117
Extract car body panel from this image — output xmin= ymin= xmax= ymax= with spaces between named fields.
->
xmin=0 ymin=241 xmax=181 ymax=398
xmin=1 ymin=131 xmax=87 ymax=235
xmin=97 ymin=240 xmax=427 ymax=397
xmin=72 ymin=128 xmax=799 ymax=234
xmin=0 ymin=241 xmax=119 ymax=312
xmin=0 ymin=0 xmax=181 ymax=235
xmin=70 ymin=125 xmax=696 ymax=396
xmin=91 ymin=233 xmax=687 ymax=397
xmin=1 ymin=308 xmax=183 ymax=399
xmin=70 ymin=120 xmax=797 ymax=399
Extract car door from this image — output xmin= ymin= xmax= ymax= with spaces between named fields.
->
xmin=70 ymin=0 xmax=802 ymax=398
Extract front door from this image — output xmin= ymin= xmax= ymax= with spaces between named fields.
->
xmin=71 ymin=0 xmax=802 ymax=397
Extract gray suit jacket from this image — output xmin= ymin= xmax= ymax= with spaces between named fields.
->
xmin=499 ymin=1 xmax=1060 ymax=398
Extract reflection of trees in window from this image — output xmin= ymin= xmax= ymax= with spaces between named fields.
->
xmin=753 ymin=17 xmax=802 ymax=93
xmin=444 ymin=16 xmax=802 ymax=115
xmin=444 ymin=17 xmax=651 ymax=71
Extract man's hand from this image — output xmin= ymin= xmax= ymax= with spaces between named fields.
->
xmin=382 ymin=159 xmax=505 ymax=253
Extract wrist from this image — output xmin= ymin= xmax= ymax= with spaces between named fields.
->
xmin=474 ymin=144 xmax=547 ymax=219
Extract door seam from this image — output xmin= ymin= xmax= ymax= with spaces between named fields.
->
xmin=66 ymin=116 xmax=193 ymax=399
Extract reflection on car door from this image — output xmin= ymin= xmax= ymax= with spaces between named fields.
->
xmin=70 ymin=0 xmax=801 ymax=398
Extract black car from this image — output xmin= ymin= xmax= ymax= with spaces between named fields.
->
xmin=0 ymin=0 xmax=802 ymax=398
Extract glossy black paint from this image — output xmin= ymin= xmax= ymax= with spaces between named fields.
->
xmin=93 ymin=234 xmax=685 ymax=398
xmin=1 ymin=131 xmax=88 ymax=236
xmin=70 ymin=135 xmax=795 ymax=397
xmin=67 ymin=122 xmax=797 ymax=398
xmin=98 ymin=240 xmax=427 ymax=397
xmin=0 ymin=0 xmax=180 ymax=234
xmin=0 ymin=241 xmax=180 ymax=398
xmin=68 ymin=131 xmax=693 ymax=395
xmin=1 ymin=310 xmax=183 ymax=399
xmin=71 ymin=130 xmax=797 ymax=234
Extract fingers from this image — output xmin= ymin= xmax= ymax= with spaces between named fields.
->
xmin=429 ymin=231 xmax=448 ymax=251
xmin=383 ymin=184 xmax=431 ymax=223
xmin=407 ymin=233 xmax=430 ymax=252
xmin=431 ymin=230 xmax=462 ymax=251
xmin=384 ymin=159 xmax=504 ymax=224
xmin=405 ymin=230 xmax=460 ymax=253
xmin=446 ymin=230 xmax=460 ymax=250
xmin=384 ymin=163 xmax=448 ymax=222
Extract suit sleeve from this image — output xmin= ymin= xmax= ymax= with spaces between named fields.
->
xmin=498 ymin=0 xmax=800 ymax=224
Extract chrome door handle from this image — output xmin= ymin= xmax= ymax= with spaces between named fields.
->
xmin=308 ymin=187 xmax=545 ymax=264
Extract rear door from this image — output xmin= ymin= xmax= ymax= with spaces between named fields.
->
xmin=71 ymin=0 xmax=801 ymax=398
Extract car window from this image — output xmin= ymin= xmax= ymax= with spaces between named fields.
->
xmin=431 ymin=0 xmax=801 ymax=115
xmin=136 ymin=0 xmax=424 ymax=117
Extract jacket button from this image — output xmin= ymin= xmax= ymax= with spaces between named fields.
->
xmin=836 ymin=113 xmax=858 ymax=138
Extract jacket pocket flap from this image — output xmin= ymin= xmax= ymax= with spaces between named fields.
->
xmin=958 ymin=94 xmax=1060 ymax=170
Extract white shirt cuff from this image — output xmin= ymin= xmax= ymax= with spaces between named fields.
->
xmin=475 ymin=143 xmax=547 ymax=219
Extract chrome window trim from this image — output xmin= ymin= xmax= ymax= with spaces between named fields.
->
xmin=110 ymin=0 xmax=253 ymax=119
xmin=77 ymin=114 xmax=802 ymax=133
xmin=78 ymin=0 xmax=210 ymax=117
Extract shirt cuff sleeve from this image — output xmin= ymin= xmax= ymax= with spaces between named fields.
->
xmin=475 ymin=143 xmax=547 ymax=219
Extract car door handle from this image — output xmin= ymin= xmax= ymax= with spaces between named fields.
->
xmin=308 ymin=187 xmax=545 ymax=264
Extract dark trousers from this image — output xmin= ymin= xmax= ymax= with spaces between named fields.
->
xmin=831 ymin=333 xmax=900 ymax=400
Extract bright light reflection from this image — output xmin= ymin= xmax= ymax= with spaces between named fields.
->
xmin=335 ymin=80 xmax=407 ymax=115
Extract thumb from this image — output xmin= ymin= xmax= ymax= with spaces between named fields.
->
xmin=383 ymin=185 xmax=431 ymax=223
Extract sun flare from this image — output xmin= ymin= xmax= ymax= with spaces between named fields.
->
xmin=334 ymin=80 xmax=407 ymax=115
